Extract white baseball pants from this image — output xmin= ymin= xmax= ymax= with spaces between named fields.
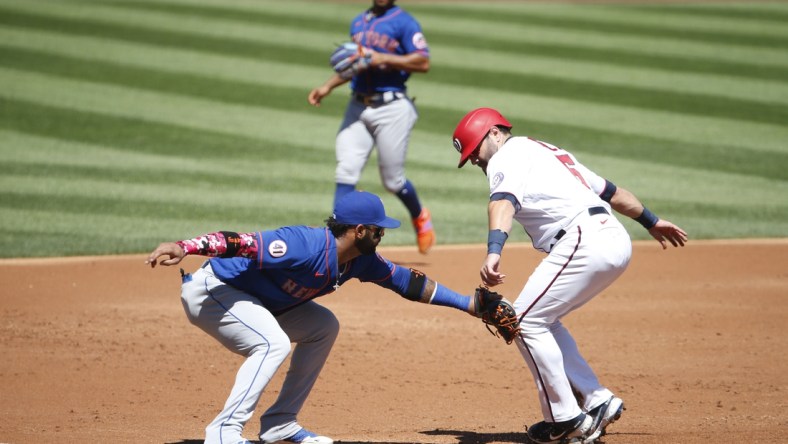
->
xmin=513 ymin=212 xmax=632 ymax=423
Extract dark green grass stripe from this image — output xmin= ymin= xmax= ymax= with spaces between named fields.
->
xmin=0 ymin=45 xmax=337 ymax=118
xmin=0 ymin=230 xmax=150 ymax=257
xmin=0 ymin=160 xmax=329 ymax=191
xmin=2 ymin=5 xmax=786 ymax=84
xmin=416 ymin=106 xmax=788 ymax=182
xmin=95 ymin=0 xmax=788 ymax=80
xmin=0 ymin=97 xmax=331 ymax=163
xmin=93 ymin=0 xmax=348 ymax=34
xmin=0 ymin=190 xmax=277 ymax=222
xmin=428 ymin=63 xmax=788 ymax=126
xmin=424 ymin=32 xmax=788 ymax=83
xmin=617 ymin=4 xmax=788 ymax=24
xmin=0 ymin=7 xmax=325 ymax=66
xmin=4 ymin=44 xmax=787 ymax=129
xmin=4 ymin=91 xmax=785 ymax=183
xmin=3 ymin=191 xmax=784 ymax=232
xmin=642 ymin=198 xmax=788 ymax=221
xmin=101 ymin=0 xmax=788 ymax=49
xmin=408 ymin=5 xmax=788 ymax=49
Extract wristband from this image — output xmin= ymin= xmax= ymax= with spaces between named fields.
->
xmin=634 ymin=207 xmax=659 ymax=229
xmin=487 ymin=229 xmax=508 ymax=255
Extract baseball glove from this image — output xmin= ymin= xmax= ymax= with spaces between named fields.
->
xmin=329 ymin=42 xmax=372 ymax=80
xmin=473 ymin=286 xmax=521 ymax=344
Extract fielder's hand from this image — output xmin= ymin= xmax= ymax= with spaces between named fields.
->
xmin=472 ymin=286 xmax=521 ymax=345
xmin=146 ymin=242 xmax=185 ymax=268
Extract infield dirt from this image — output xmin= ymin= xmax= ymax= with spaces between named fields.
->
xmin=1 ymin=240 xmax=786 ymax=443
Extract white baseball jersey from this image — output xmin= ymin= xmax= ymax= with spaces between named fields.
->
xmin=486 ymin=136 xmax=610 ymax=252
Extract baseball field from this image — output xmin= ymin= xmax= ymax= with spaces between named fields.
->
xmin=1 ymin=0 xmax=787 ymax=443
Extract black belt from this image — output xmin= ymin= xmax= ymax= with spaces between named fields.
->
xmin=353 ymin=91 xmax=405 ymax=106
xmin=554 ymin=206 xmax=610 ymax=241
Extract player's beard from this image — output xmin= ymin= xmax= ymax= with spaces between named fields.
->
xmin=477 ymin=160 xmax=488 ymax=176
xmin=355 ymin=234 xmax=378 ymax=255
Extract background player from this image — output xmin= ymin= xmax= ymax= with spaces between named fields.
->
xmin=308 ymin=0 xmax=435 ymax=254
xmin=452 ymin=108 xmax=688 ymax=444
xmin=146 ymin=191 xmax=483 ymax=444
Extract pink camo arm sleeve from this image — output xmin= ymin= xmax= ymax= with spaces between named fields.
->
xmin=175 ymin=231 xmax=258 ymax=258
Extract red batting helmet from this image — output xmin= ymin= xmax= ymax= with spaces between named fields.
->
xmin=452 ymin=107 xmax=512 ymax=168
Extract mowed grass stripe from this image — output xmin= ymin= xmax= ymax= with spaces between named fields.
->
xmin=409 ymin=4 xmax=788 ymax=49
xmin=3 ymin=58 xmax=787 ymax=173
xmin=3 ymin=1 xmax=786 ymax=82
xmin=3 ymin=44 xmax=785 ymax=130
xmin=0 ymin=97 xmax=332 ymax=164
xmin=4 ymin=27 xmax=784 ymax=107
xmin=451 ymin=112 xmax=788 ymax=183
xmin=441 ymin=2 xmax=788 ymax=36
xmin=433 ymin=45 xmax=788 ymax=105
xmin=0 ymin=27 xmax=331 ymax=94
xmin=97 ymin=0 xmax=788 ymax=67
xmin=0 ymin=159 xmax=332 ymax=193
xmin=0 ymin=7 xmax=322 ymax=67
xmin=622 ymin=3 xmax=788 ymax=24
xmin=0 ymin=130 xmax=336 ymax=184
xmin=4 ymin=86 xmax=787 ymax=184
xmin=4 ymin=63 xmax=787 ymax=163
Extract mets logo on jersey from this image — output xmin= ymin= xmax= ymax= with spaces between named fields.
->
xmin=412 ymin=32 xmax=428 ymax=50
xmin=491 ymin=172 xmax=504 ymax=191
xmin=268 ymin=240 xmax=287 ymax=258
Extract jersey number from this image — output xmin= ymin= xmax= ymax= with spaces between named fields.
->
xmin=555 ymin=154 xmax=590 ymax=189
xmin=530 ymin=137 xmax=591 ymax=189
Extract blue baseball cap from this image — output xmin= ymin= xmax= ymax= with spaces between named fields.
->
xmin=332 ymin=191 xmax=401 ymax=228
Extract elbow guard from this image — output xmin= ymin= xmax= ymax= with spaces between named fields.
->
xmin=403 ymin=268 xmax=427 ymax=302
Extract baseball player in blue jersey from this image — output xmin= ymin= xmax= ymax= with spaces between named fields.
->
xmin=146 ymin=192 xmax=482 ymax=444
xmin=308 ymin=0 xmax=435 ymax=255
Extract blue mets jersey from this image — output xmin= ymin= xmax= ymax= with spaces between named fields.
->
xmin=208 ymin=226 xmax=412 ymax=315
xmin=349 ymin=5 xmax=429 ymax=94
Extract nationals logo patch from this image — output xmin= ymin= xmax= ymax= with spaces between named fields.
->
xmin=268 ymin=240 xmax=287 ymax=258
xmin=491 ymin=172 xmax=504 ymax=191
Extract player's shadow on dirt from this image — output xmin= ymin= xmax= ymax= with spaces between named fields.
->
xmin=421 ymin=429 xmax=529 ymax=444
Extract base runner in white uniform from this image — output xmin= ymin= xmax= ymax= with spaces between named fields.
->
xmin=452 ymin=108 xmax=688 ymax=444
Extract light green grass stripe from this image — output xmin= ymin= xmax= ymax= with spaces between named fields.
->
xmin=0 ymin=27 xmax=330 ymax=93
xmin=3 ymin=26 xmax=785 ymax=108
xmin=0 ymin=130 xmax=337 ymax=183
xmin=91 ymin=0 xmax=359 ymax=22
xmin=418 ymin=15 xmax=788 ymax=70
xmin=5 ymin=0 xmax=786 ymax=70
xmin=0 ymin=174 xmax=333 ymax=215
xmin=431 ymin=45 xmax=788 ymax=106
xmin=580 ymin=153 xmax=788 ymax=210
xmin=406 ymin=81 xmax=788 ymax=155
xmin=414 ymin=2 xmax=788 ymax=38
xmin=95 ymin=0 xmax=788 ymax=39
xmin=0 ymin=0 xmax=348 ymax=54
xmin=1 ymin=68 xmax=340 ymax=149
xmin=7 ymin=127 xmax=783 ymax=217
xmin=4 ymin=67 xmax=786 ymax=157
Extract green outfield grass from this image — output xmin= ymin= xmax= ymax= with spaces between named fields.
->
xmin=1 ymin=0 xmax=787 ymax=258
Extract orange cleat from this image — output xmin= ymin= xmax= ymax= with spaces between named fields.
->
xmin=412 ymin=207 xmax=435 ymax=254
